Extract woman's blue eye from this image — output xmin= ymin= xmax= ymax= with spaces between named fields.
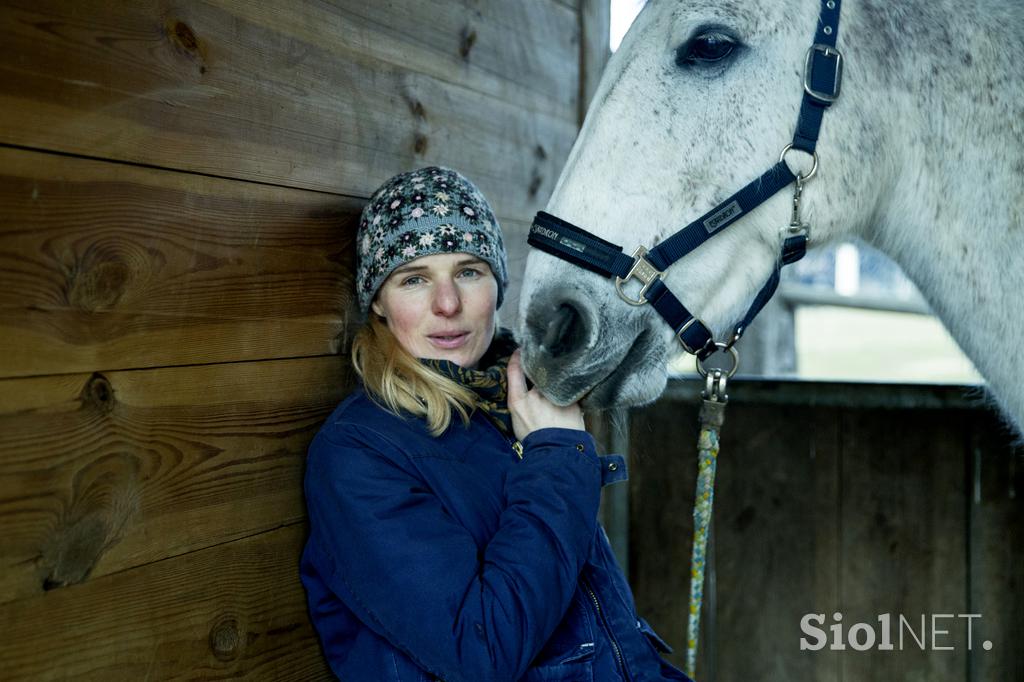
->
xmin=459 ymin=268 xmax=481 ymax=278
xmin=401 ymin=275 xmax=424 ymax=286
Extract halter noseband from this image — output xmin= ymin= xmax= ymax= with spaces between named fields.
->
xmin=527 ymin=0 xmax=843 ymax=361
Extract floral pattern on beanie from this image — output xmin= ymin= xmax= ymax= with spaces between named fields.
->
xmin=355 ymin=167 xmax=508 ymax=313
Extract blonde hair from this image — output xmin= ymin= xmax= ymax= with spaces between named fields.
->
xmin=351 ymin=314 xmax=483 ymax=436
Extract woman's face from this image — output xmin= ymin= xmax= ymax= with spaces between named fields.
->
xmin=371 ymin=253 xmax=498 ymax=368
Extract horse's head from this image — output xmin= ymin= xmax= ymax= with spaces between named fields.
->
xmin=518 ymin=0 xmax=889 ymax=408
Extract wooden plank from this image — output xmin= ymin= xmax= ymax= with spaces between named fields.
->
xmin=628 ymin=399 xmax=695 ymax=656
xmin=0 ymin=146 xmax=358 ymax=318
xmin=969 ymin=412 xmax=1024 ymax=681
xmin=0 ymin=355 xmax=351 ymax=605
xmin=499 ymin=216 xmax=532 ymax=332
xmin=661 ymin=376 xmax=989 ymax=411
xmin=579 ymin=0 xmax=611 ymax=123
xmin=0 ymin=146 xmax=357 ymax=377
xmin=0 ymin=523 xmax=331 ymax=680
xmin=712 ymin=405 xmax=841 ymax=682
xmin=0 ymin=308 xmax=350 ymax=378
xmin=629 ymin=401 xmax=841 ymax=680
xmin=0 ymin=0 xmax=578 ymax=222
xmin=213 ymin=0 xmax=580 ymax=120
xmin=0 ymin=147 xmax=538 ymax=378
xmin=839 ymin=408 xmax=970 ymax=682
xmin=627 ymin=399 xmax=701 ymax=669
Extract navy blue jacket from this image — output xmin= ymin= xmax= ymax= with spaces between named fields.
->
xmin=301 ymin=387 xmax=692 ymax=682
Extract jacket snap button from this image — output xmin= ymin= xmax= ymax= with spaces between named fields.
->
xmin=608 ymin=462 xmax=618 ymax=471
xmin=576 ymin=443 xmax=585 ymax=452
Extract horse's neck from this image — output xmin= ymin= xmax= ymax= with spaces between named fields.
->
xmin=864 ymin=1 xmax=1024 ymax=423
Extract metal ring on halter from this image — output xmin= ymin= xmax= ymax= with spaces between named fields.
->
xmin=779 ymin=143 xmax=819 ymax=181
xmin=695 ymin=342 xmax=740 ymax=379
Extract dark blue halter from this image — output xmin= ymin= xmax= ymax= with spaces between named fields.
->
xmin=528 ymin=0 xmax=843 ymax=361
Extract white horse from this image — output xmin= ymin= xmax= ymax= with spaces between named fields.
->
xmin=517 ymin=0 xmax=1024 ymax=432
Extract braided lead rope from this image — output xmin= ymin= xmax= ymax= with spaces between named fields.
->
xmin=686 ymin=387 xmax=727 ymax=679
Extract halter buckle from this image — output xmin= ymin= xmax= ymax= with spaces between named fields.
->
xmin=675 ymin=318 xmax=714 ymax=356
xmin=615 ymin=245 xmax=664 ymax=306
xmin=803 ymin=44 xmax=844 ymax=104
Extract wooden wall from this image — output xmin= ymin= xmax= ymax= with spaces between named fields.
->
xmin=0 ymin=1 xmax=605 ymax=677
xmin=630 ymin=379 xmax=1023 ymax=682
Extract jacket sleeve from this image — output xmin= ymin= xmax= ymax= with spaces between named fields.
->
xmin=304 ymin=421 xmax=603 ymax=682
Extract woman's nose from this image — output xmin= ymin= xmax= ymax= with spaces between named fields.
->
xmin=432 ymin=278 xmax=462 ymax=315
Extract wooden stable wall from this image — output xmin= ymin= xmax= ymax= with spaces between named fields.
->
xmin=0 ymin=1 xmax=608 ymax=678
xmin=630 ymin=380 xmax=1023 ymax=682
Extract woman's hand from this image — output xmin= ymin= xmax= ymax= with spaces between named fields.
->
xmin=506 ymin=348 xmax=585 ymax=441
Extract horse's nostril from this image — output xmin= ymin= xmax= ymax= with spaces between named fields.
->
xmin=541 ymin=302 xmax=587 ymax=358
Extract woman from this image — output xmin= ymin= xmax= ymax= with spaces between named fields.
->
xmin=301 ymin=167 xmax=691 ymax=682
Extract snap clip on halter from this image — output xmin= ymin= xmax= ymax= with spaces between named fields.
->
xmin=696 ymin=343 xmax=740 ymax=403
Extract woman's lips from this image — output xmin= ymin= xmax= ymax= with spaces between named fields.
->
xmin=427 ymin=332 xmax=470 ymax=349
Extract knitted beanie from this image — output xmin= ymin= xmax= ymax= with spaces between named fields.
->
xmin=355 ymin=167 xmax=509 ymax=314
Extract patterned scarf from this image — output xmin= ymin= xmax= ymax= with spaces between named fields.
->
xmin=418 ymin=327 xmax=518 ymax=436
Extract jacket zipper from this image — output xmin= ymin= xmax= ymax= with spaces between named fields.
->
xmin=581 ymin=575 xmax=629 ymax=679
xmin=479 ymin=409 xmax=524 ymax=456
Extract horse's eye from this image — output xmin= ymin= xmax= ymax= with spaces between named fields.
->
xmin=676 ymin=32 xmax=738 ymax=67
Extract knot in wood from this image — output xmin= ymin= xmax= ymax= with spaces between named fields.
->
xmin=66 ymin=255 xmax=130 ymax=311
xmin=39 ymin=452 xmax=141 ymax=592
xmin=209 ymin=616 xmax=241 ymax=661
xmin=414 ymin=134 xmax=429 ymax=155
xmin=173 ymin=21 xmax=199 ymax=53
xmin=83 ymin=373 xmax=115 ymax=411
xmin=166 ymin=19 xmax=207 ymax=73
xmin=528 ymin=172 xmax=543 ymax=198
xmin=41 ymin=514 xmax=109 ymax=590
xmin=459 ymin=26 xmax=477 ymax=59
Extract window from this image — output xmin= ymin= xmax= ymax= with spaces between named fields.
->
xmin=610 ymin=0 xmax=646 ymax=52
xmin=783 ymin=242 xmax=980 ymax=382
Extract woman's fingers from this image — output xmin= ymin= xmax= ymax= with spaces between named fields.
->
xmin=506 ymin=349 xmax=526 ymax=404
xmin=507 ymin=349 xmax=586 ymax=437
